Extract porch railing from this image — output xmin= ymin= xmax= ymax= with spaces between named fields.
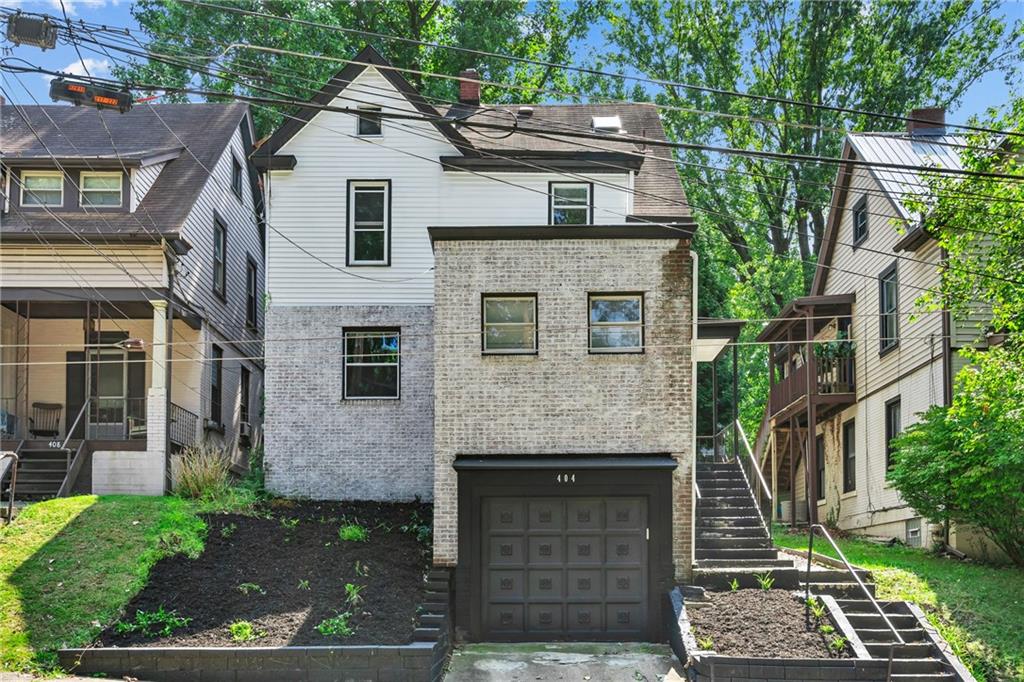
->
xmin=769 ymin=363 xmax=808 ymax=415
xmin=88 ymin=397 xmax=147 ymax=440
xmin=169 ymin=402 xmax=199 ymax=448
xmin=768 ymin=355 xmax=856 ymax=416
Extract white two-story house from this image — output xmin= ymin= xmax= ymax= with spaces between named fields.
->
xmin=259 ymin=45 xmax=722 ymax=641
xmin=1 ymin=102 xmax=264 ymax=499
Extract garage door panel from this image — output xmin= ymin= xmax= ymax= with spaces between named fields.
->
xmin=528 ymin=604 xmax=564 ymax=631
xmin=488 ymin=604 xmax=524 ymax=632
xmin=528 ymin=536 xmax=564 ymax=564
xmin=606 ymin=498 xmax=645 ymax=530
xmin=606 ymin=569 xmax=644 ymax=600
xmin=527 ymin=569 xmax=563 ymax=599
xmin=567 ymin=535 xmax=603 ymax=563
xmin=567 ymin=569 xmax=602 ymax=599
xmin=567 ymin=499 xmax=603 ymax=530
xmin=605 ymin=604 xmax=644 ymax=634
xmin=528 ymin=500 xmax=563 ymax=530
xmin=489 ymin=499 xmax=527 ymax=531
xmin=488 ymin=536 xmax=525 ymax=565
xmin=605 ymin=535 xmax=644 ymax=565
xmin=567 ymin=603 xmax=604 ymax=633
xmin=488 ymin=570 xmax=525 ymax=600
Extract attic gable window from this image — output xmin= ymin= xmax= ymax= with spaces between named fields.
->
xmin=356 ymin=107 xmax=383 ymax=136
xmin=549 ymin=182 xmax=592 ymax=225
xmin=21 ymin=170 xmax=63 ymax=207
xmin=231 ymin=155 xmax=243 ymax=199
xmin=80 ymin=171 xmax=122 ymax=208
xmin=852 ymin=196 xmax=868 ymax=245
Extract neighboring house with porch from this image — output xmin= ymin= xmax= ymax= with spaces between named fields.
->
xmin=259 ymin=45 xmax=744 ymax=641
xmin=756 ymin=108 xmax=996 ymax=559
xmin=0 ymin=102 xmax=264 ymax=499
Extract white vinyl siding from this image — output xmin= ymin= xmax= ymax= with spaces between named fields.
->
xmin=266 ymin=66 xmax=634 ymax=307
xmin=129 ymin=162 xmax=165 ymax=212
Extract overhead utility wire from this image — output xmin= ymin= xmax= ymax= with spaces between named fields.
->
xmin=172 ymin=0 xmax=1024 ymax=140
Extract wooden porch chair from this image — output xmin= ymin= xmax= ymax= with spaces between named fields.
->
xmin=29 ymin=402 xmax=62 ymax=439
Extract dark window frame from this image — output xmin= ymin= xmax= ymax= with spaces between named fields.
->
xmin=816 ymin=434 xmax=826 ymax=501
xmin=239 ymin=365 xmax=251 ymax=424
xmin=356 ymin=107 xmax=383 ymax=136
xmin=480 ymin=293 xmax=538 ymax=356
xmin=245 ymin=255 xmax=259 ymax=330
xmin=346 ymin=179 xmax=391 ymax=266
xmin=230 ymin=154 xmax=243 ymax=199
xmin=587 ymin=291 xmax=645 ymax=354
xmin=852 ymin=195 xmax=869 ymax=246
xmin=885 ymin=396 xmax=902 ymax=470
xmin=878 ymin=260 xmax=899 ymax=355
xmin=842 ymin=418 xmax=856 ymax=493
xmin=212 ymin=215 xmax=227 ymax=301
xmin=548 ymin=181 xmax=594 ymax=225
xmin=210 ymin=344 xmax=223 ymax=424
xmin=343 ymin=327 xmax=400 ymax=400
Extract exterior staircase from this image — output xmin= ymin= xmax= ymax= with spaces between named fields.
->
xmin=1 ymin=441 xmax=70 ymax=503
xmin=693 ymin=459 xmax=798 ymax=588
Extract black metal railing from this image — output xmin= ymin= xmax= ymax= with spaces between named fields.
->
xmin=1 ymin=448 xmax=20 ymax=524
xmin=736 ymin=419 xmax=773 ymax=541
xmin=169 ymin=402 xmax=199 ymax=448
xmin=696 ymin=422 xmax=735 ymax=463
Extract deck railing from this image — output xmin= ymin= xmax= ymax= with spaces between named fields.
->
xmin=169 ymin=402 xmax=200 ymax=448
xmin=768 ymin=354 xmax=856 ymax=416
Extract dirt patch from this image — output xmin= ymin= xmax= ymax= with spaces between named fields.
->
xmin=687 ymin=590 xmax=850 ymax=658
xmin=98 ymin=500 xmax=431 ymax=647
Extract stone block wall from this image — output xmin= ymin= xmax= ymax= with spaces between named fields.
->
xmin=431 ymin=237 xmax=694 ymax=574
xmin=264 ymin=304 xmax=434 ymax=501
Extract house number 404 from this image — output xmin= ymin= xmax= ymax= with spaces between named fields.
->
xmin=555 ymin=473 xmax=576 ymax=483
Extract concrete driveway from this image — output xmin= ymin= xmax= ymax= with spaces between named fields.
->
xmin=444 ymin=642 xmax=685 ymax=682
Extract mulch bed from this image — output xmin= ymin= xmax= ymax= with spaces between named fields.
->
xmin=687 ymin=589 xmax=850 ymax=658
xmin=98 ymin=500 xmax=432 ymax=647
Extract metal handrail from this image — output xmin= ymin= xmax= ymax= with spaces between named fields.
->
xmin=1 ymin=451 xmax=19 ymax=525
xmin=60 ymin=398 xmax=91 ymax=467
xmin=694 ymin=482 xmax=702 ymax=500
xmin=805 ymin=524 xmax=904 ymax=645
xmin=736 ymin=419 xmax=771 ymax=500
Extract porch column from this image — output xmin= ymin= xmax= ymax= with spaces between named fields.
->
xmin=146 ymin=300 xmax=169 ymax=492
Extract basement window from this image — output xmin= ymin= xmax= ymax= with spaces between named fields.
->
xmin=906 ymin=518 xmax=922 ymax=547
xmin=482 ymin=295 xmax=537 ymax=354
xmin=344 ymin=329 xmax=400 ymax=399
xmin=589 ymin=293 xmax=643 ymax=353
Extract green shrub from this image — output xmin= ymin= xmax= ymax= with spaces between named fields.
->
xmin=228 ymin=620 xmax=263 ymax=642
xmin=175 ymin=443 xmax=230 ymax=499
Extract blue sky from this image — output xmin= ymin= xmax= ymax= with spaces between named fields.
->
xmin=1 ymin=0 xmax=1019 ymax=126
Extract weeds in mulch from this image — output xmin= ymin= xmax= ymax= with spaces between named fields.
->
xmin=344 ymin=583 xmax=365 ymax=608
xmin=297 ymin=579 xmax=310 ymax=591
xmin=220 ymin=523 xmax=237 ymax=538
xmin=236 ymin=582 xmax=265 ymax=596
xmin=114 ymin=607 xmax=190 ymax=638
xmin=315 ymin=612 xmax=355 ymax=637
xmin=228 ymin=620 xmax=264 ymax=642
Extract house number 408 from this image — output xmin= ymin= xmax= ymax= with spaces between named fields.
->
xmin=555 ymin=473 xmax=576 ymax=483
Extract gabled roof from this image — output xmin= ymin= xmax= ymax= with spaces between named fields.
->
xmin=1 ymin=102 xmax=252 ymax=239
xmin=810 ymin=130 xmax=967 ymax=295
xmin=261 ymin=44 xmax=474 ymax=156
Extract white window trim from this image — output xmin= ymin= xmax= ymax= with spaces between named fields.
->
xmin=482 ymin=295 xmax=538 ymax=355
xmin=549 ymin=182 xmax=592 ymax=225
xmin=79 ymin=171 xmax=123 ymax=208
xmin=347 ymin=180 xmax=390 ymax=266
xmin=343 ymin=329 xmax=400 ymax=400
xmin=20 ymin=170 xmax=63 ymax=208
xmin=589 ymin=293 xmax=644 ymax=354
xmin=355 ymin=106 xmax=383 ymax=137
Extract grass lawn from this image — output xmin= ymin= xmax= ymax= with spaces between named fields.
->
xmin=0 ymin=495 xmax=207 ymax=673
xmin=774 ymin=526 xmax=1024 ymax=681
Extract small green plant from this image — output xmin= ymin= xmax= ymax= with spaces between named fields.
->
xmin=729 ymin=578 xmax=739 ymax=591
xmin=697 ymin=635 xmax=714 ymax=650
xmin=829 ymin=635 xmax=848 ymax=654
xmin=338 ymin=523 xmax=369 ymax=542
xmin=808 ymin=598 xmax=827 ymax=620
xmin=354 ymin=560 xmax=370 ymax=577
xmin=237 ymin=582 xmax=265 ymax=596
xmin=819 ymin=624 xmax=835 ymax=635
xmin=114 ymin=606 xmax=191 ymax=637
xmin=280 ymin=517 xmax=299 ymax=529
xmin=344 ymin=583 xmax=365 ymax=607
xmin=219 ymin=523 xmax=237 ymax=538
xmin=315 ymin=612 xmax=355 ymax=637
xmin=228 ymin=620 xmax=264 ymax=642
xmin=754 ymin=571 xmax=775 ymax=590
xmin=297 ymin=579 xmax=310 ymax=590
xmin=400 ymin=509 xmax=432 ymax=544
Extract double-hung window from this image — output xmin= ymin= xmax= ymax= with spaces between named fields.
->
xmin=231 ymin=156 xmax=243 ymax=199
xmin=549 ymin=182 xmax=591 ymax=224
xmin=344 ymin=329 xmax=400 ymax=399
xmin=885 ymin=397 xmax=901 ymax=470
xmin=356 ymin=107 xmax=383 ymax=136
xmin=80 ymin=171 xmax=122 ymax=207
xmin=21 ymin=170 xmax=63 ymax=207
xmin=246 ymin=256 xmax=258 ymax=329
xmin=815 ymin=434 xmax=825 ymax=501
xmin=210 ymin=345 xmax=223 ymax=424
xmin=239 ymin=366 xmax=251 ymax=424
xmin=213 ymin=217 xmax=227 ymax=299
xmin=842 ymin=419 xmax=856 ymax=493
xmin=878 ymin=262 xmax=899 ymax=353
xmin=482 ymin=295 xmax=537 ymax=354
xmin=852 ymin=196 xmax=868 ymax=244
xmin=589 ymin=293 xmax=643 ymax=353
xmin=347 ymin=180 xmax=390 ymax=265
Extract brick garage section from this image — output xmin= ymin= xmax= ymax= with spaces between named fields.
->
xmin=431 ymin=237 xmax=694 ymax=578
xmin=264 ymin=304 xmax=434 ymax=501
xmin=59 ymin=642 xmax=449 ymax=682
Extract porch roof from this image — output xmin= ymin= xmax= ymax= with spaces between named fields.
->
xmin=754 ymin=293 xmax=855 ymax=344
xmin=1 ymin=288 xmax=201 ymax=329
xmin=695 ymin=318 xmax=745 ymax=362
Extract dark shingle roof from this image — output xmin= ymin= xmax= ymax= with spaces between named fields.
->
xmin=444 ymin=102 xmax=691 ymax=221
xmin=1 ymin=103 xmax=250 ymax=238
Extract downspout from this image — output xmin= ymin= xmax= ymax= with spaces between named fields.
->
xmin=939 ymin=246 xmax=953 ymax=408
xmin=163 ymin=241 xmax=175 ymax=494
xmin=690 ymin=249 xmax=699 ymax=573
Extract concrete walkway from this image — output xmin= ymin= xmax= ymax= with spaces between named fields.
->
xmin=444 ymin=642 xmax=685 ymax=682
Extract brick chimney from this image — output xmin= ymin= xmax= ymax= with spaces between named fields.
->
xmin=458 ymin=69 xmax=480 ymax=105
xmin=907 ymin=107 xmax=946 ymax=135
